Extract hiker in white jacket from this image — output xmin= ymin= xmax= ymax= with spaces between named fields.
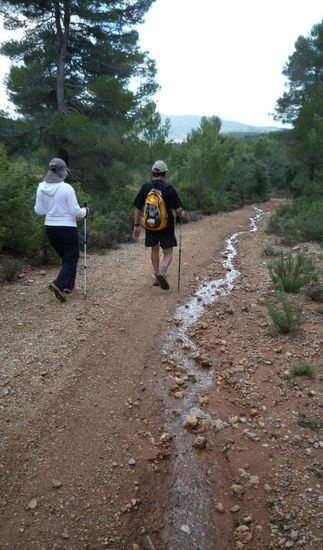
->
xmin=34 ymin=158 xmax=89 ymax=302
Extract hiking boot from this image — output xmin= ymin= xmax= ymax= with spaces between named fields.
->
xmin=157 ymin=272 xmax=170 ymax=290
xmin=63 ymin=288 xmax=73 ymax=294
xmin=49 ymin=283 xmax=67 ymax=302
xmin=153 ymin=277 xmax=160 ymax=286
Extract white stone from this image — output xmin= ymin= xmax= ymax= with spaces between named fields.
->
xmin=215 ymin=503 xmax=225 ymax=513
xmin=26 ymin=498 xmax=38 ymax=510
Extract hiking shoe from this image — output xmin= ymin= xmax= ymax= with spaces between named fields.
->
xmin=49 ymin=283 xmax=67 ymax=302
xmin=157 ymin=272 xmax=170 ymax=290
xmin=63 ymin=288 xmax=73 ymax=294
xmin=153 ymin=277 xmax=160 ymax=286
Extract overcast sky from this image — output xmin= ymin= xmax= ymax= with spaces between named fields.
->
xmin=0 ymin=1 xmax=321 ymax=127
xmin=138 ymin=0 xmax=322 ymax=127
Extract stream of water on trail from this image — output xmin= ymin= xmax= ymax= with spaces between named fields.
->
xmin=162 ymin=207 xmax=264 ymax=550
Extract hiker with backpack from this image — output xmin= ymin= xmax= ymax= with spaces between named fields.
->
xmin=132 ymin=160 xmax=184 ymax=290
xmin=34 ymin=158 xmax=89 ymax=303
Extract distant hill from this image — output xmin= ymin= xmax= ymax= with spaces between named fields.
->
xmin=160 ymin=114 xmax=283 ymax=141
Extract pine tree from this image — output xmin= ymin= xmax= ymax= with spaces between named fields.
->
xmin=275 ymin=20 xmax=323 ymax=180
xmin=0 ymin=0 xmax=157 ymax=119
xmin=275 ymin=20 xmax=323 ymax=124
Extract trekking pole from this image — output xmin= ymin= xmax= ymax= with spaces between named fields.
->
xmin=83 ymin=204 xmax=87 ymax=300
xmin=178 ymin=218 xmax=182 ymax=292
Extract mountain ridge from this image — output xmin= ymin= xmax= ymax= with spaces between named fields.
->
xmin=160 ymin=114 xmax=283 ymax=141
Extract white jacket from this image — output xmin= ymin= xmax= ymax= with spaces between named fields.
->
xmin=34 ymin=181 xmax=87 ymax=227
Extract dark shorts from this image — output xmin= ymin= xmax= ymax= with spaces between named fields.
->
xmin=145 ymin=230 xmax=177 ymax=249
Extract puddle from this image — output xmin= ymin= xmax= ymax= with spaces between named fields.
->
xmin=162 ymin=207 xmax=264 ymax=549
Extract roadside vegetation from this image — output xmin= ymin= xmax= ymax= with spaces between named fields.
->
xmin=292 ymin=362 xmax=315 ymax=378
xmin=268 ymin=250 xmax=318 ymax=293
xmin=0 ymin=5 xmax=321 ymax=267
xmin=265 ymin=248 xmax=321 ymax=333
xmin=265 ymin=292 xmax=304 ymax=334
xmin=267 ymin=193 xmax=323 ymax=246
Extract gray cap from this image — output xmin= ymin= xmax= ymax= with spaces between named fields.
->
xmin=151 ymin=160 xmax=168 ymax=174
xmin=45 ymin=158 xmax=69 ymax=183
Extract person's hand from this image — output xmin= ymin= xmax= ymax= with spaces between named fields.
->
xmin=85 ymin=206 xmax=90 ymax=216
xmin=133 ymin=225 xmax=140 ymax=239
xmin=176 ymin=209 xmax=184 ymax=222
xmin=176 ymin=211 xmax=184 ymax=223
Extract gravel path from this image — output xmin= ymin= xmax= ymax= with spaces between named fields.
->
xmin=0 ymin=199 xmax=321 ymax=550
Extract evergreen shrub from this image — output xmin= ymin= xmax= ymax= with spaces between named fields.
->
xmin=87 ymin=211 xmax=133 ymax=250
xmin=267 ymin=197 xmax=323 ymax=245
xmin=292 ymin=362 xmax=314 ymax=378
xmin=265 ymin=292 xmax=303 ymax=333
xmin=268 ymin=250 xmax=317 ymax=292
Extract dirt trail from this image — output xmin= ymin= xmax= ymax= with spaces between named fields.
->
xmin=0 ymin=200 xmax=322 ymax=550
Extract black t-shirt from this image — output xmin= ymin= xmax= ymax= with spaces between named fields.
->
xmin=133 ymin=179 xmax=182 ymax=233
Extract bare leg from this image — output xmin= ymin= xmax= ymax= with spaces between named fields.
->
xmin=151 ymin=244 xmax=160 ymax=274
xmin=161 ymin=247 xmax=173 ymax=271
xmin=156 ymin=247 xmax=174 ymax=290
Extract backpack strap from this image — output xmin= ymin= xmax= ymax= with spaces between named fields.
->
xmin=148 ymin=180 xmax=170 ymax=193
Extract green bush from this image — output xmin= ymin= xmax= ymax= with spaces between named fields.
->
xmin=265 ymin=292 xmax=303 ymax=333
xmin=87 ymin=211 xmax=133 ymax=250
xmin=268 ymin=250 xmax=317 ymax=292
xmin=0 ymin=144 xmax=137 ymax=259
xmin=0 ymin=153 xmax=66 ymax=265
xmin=216 ymin=190 xmax=243 ymax=212
xmin=267 ymin=197 xmax=323 ymax=245
xmin=292 ymin=362 xmax=314 ymax=378
xmin=0 ymin=152 xmax=40 ymax=255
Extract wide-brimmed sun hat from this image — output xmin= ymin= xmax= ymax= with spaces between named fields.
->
xmin=151 ymin=160 xmax=168 ymax=174
xmin=45 ymin=158 xmax=69 ymax=183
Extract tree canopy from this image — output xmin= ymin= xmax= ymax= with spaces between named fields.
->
xmin=0 ymin=0 xmax=159 ymax=187
xmin=275 ymin=20 xmax=323 ymax=181
xmin=275 ymin=20 xmax=323 ymax=124
xmin=0 ymin=0 xmax=157 ymax=117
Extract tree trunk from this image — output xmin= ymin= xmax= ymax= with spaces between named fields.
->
xmin=55 ymin=1 xmax=70 ymax=115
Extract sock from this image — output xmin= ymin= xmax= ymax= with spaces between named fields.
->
xmin=155 ymin=272 xmax=158 ymax=278
xmin=160 ymin=265 xmax=167 ymax=275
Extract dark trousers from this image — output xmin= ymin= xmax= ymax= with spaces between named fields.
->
xmin=45 ymin=226 xmax=80 ymax=291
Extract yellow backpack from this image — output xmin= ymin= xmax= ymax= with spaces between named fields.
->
xmin=141 ymin=186 xmax=169 ymax=231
